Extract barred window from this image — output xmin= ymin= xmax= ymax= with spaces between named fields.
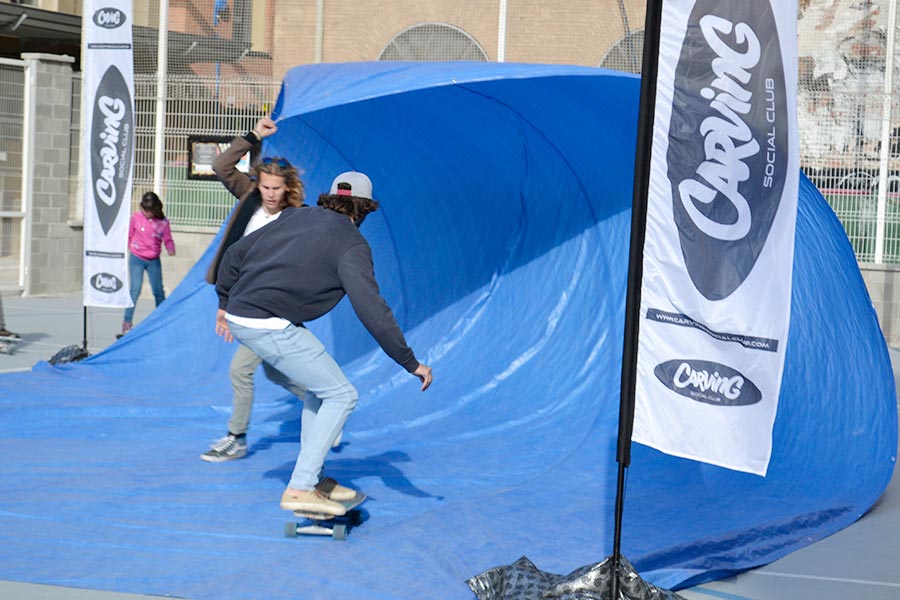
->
xmin=379 ymin=23 xmax=488 ymax=62
xmin=599 ymin=30 xmax=643 ymax=74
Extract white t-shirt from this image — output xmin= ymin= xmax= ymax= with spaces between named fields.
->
xmin=244 ymin=205 xmax=282 ymax=236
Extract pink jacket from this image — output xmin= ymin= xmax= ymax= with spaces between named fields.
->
xmin=128 ymin=211 xmax=175 ymax=261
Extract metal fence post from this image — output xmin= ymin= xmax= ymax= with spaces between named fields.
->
xmin=497 ymin=0 xmax=508 ymax=62
xmin=315 ymin=0 xmax=324 ymax=63
xmin=153 ymin=0 xmax=169 ymax=196
xmin=19 ymin=57 xmax=36 ymax=295
xmin=874 ymin=0 xmax=898 ymax=264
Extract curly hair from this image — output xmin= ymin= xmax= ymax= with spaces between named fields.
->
xmin=250 ymin=157 xmax=305 ymax=208
xmin=317 ymin=182 xmax=379 ymax=225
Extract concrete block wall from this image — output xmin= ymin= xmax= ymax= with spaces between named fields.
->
xmin=859 ymin=263 xmax=900 ymax=348
xmin=22 ymin=53 xmax=83 ymax=295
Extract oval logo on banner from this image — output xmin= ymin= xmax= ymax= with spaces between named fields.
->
xmin=93 ymin=7 xmax=127 ymax=28
xmin=666 ymin=0 xmax=788 ymax=300
xmin=654 ymin=359 xmax=762 ymax=406
xmin=90 ymin=272 xmax=124 ymax=293
xmin=91 ymin=66 xmax=133 ymax=235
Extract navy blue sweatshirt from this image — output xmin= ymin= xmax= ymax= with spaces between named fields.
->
xmin=216 ymin=205 xmax=419 ymax=373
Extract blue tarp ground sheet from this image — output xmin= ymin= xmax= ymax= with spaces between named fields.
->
xmin=0 ymin=62 xmax=896 ymax=600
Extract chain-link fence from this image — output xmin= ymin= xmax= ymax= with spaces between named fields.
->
xmin=131 ymin=74 xmax=278 ymax=228
xmin=62 ymin=0 xmax=900 ymax=264
xmin=798 ymin=0 xmax=900 ymax=264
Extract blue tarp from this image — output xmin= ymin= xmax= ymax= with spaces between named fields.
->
xmin=0 ymin=61 xmax=896 ymax=599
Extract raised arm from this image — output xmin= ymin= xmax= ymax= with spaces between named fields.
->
xmin=212 ymin=117 xmax=278 ymax=200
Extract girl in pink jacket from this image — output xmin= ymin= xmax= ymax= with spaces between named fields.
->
xmin=122 ymin=192 xmax=176 ymax=334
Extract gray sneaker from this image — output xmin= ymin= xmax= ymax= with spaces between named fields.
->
xmin=200 ymin=434 xmax=248 ymax=462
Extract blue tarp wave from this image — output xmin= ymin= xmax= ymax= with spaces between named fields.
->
xmin=0 ymin=61 xmax=896 ymax=599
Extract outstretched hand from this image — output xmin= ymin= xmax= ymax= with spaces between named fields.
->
xmin=414 ymin=363 xmax=433 ymax=391
xmin=254 ymin=116 xmax=277 ymax=139
xmin=215 ymin=309 xmax=233 ymax=343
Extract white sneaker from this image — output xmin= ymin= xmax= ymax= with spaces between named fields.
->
xmin=316 ymin=477 xmax=357 ymax=501
xmin=280 ymin=489 xmax=346 ymax=516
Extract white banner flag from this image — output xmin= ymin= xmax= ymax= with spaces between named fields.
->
xmin=632 ymin=0 xmax=799 ymax=476
xmin=82 ymin=1 xmax=135 ymax=308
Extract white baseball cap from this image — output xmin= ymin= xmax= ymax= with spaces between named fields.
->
xmin=329 ymin=171 xmax=373 ymax=200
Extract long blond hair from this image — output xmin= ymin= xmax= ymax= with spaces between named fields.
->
xmin=251 ymin=157 xmax=305 ymax=208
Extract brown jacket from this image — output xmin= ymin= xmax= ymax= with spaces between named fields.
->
xmin=205 ymin=133 xmax=263 ymax=284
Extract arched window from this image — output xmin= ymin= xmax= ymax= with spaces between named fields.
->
xmin=379 ymin=23 xmax=488 ymax=62
xmin=599 ymin=30 xmax=644 ymax=74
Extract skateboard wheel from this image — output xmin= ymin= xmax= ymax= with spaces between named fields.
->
xmin=284 ymin=522 xmax=298 ymax=538
xmin=332 ymin=524 xmax=347 ymax=540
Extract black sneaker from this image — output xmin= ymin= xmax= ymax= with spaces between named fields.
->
xmin=200 ymin=434 xmax=248 ymax=462
xmin=0 ymin=329 xmax=21 ymax=340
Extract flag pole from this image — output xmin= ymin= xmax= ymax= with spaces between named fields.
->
xmin=611 ymin=1 xmax=664 ymax=597
xmin=83 ymin=306 xmax=88 ymax=352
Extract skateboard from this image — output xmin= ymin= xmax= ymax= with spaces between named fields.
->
xmin=0 ymin=335 xmax=21 ymax=355
xmin=284 ymin=492 xmax=367 ymax=541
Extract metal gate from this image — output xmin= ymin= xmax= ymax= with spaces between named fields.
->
xmin=0 ymin=58 xmax=25 ymax=290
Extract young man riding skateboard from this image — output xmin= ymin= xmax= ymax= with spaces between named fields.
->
xmin=202 ymin=117 xmax=345 ymax=462
xmin=215 ymin=170 xmax=433 ymax=516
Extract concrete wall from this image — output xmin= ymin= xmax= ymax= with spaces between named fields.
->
xmin=859 ymin=264 xmax=900 ymax=347
xmin=22 ymin=53 xmax=82 ymax=295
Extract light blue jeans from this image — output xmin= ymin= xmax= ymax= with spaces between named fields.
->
xmin=227 ymin=343 xmax=309 ymax=435
xmin=124 ymin=253 xmax=164 ymax=323
xmin=228 ymin=321 xmax=358 ymax=491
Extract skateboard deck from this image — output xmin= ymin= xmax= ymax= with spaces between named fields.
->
xmin=0 ymin=336 xmax=21 ymax=355
xmin=285 ymin=492 xmax=366 ymax=540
